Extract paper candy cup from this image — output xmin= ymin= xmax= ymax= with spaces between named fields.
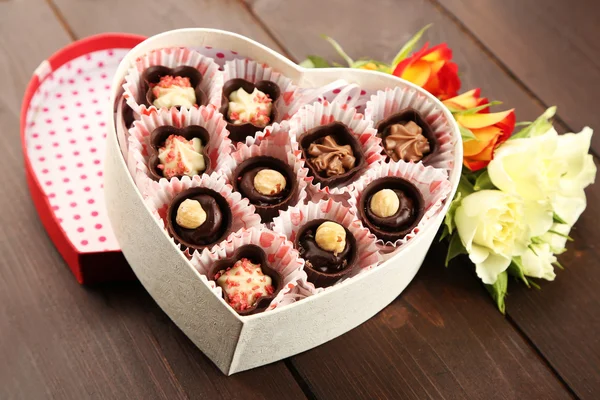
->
xmin=288 ymin=101 xmax=385 ymax=201
xmin=218 ymin=124 xmax=309 ymax=222
xmin=223 ymin=59 xmax=299 ymax=121
xmin=144 ymin=173 xmax=262 ymax=258
xmin=190 ymin=227 xmax=307 ymax=313
xmin=271 ymin=198 xmax=383 ymax=295
xmin=127 ymin=105 xmax=233 ymax=191
xmin=364 ymin=87 xmax=456 ymax=174
xmin=123 ymin=47 xmax=222 ymax=115
xmin=350 ymin=160 xmax=452 ymax=252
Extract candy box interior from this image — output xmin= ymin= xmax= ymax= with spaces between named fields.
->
xmin=32 ymin=28 xmax=462 ymax=375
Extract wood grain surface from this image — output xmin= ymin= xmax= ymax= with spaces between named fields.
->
xmin=1 ymin=0 xmax=598 ymax=398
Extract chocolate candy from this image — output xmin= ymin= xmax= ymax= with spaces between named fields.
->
xmin=299 ymin=122 xmax=366 ymax=188
xmin=295 ymin=219 xmax=357 ymax=287
xmin=147 ymin=125 xmax=211 ymax=181
xmin=210 ymin=245 xmax=282 ymax=315
xmin=376 ymin=108 xmax=437 ymax=163
xmin=167 ymin=187 xmax=232 ymax=251
xmin=141 ymin=65 xmax=207 ymax=109
xmin=233 ymin=156 xmax=298 ymax=223
xmin=358 ymin=177 xmax=425 ymax=242
xmin=220 ymin=78 xmax=281 ymax=143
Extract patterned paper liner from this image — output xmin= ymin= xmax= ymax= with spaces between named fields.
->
xmin=364 ymin=87 xmax=455 ymax=175
xmin=144 ymin=173 xmax=262 ymax=258
xmin=217 ymin=124 xmax=309 ymax=218
xmin=349 ymin=160 xmax=452 ymax=252
xmin=239 ymin=121 xmax=292 ymax=148
xmin=126 ymin=106 xmax=233 ymax=195
xmin=190 ymin=227 xmax=308 ymax=313
xmin=223 ymin=59 xmax=300 ymax=121
xmin=271 ymin=198 xmax=383 ymax=295
xmin=288 ymin=101 xmax=385 ymax=201
xmin=123 ymin=47 xmax=222 ymax=115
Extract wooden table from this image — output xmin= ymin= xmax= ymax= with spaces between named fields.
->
xmin=1 ymin=0 xmax=599 ymax=398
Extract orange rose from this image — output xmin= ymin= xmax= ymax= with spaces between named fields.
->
xmin=444 ymin=90 xmax=515 ymax=171
xmin=392 ymin=43 xmax=460 ymax=100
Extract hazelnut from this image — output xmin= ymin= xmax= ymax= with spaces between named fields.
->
xmin=254 ymin=169 xmax=287 ymax=196
xmin=370 ymin=189 xmax=400 ymax=218
xmin=315 ymin=221 xmax=347 ymax=255
xmin=175 ymin=199 xmax=207 ymax=229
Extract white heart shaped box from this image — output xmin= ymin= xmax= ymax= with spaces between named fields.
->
xmin=105 ymin=28 xmax=462 ymax=375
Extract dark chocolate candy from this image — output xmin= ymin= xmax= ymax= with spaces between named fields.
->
xmin=147 ymin=125 xmax=211 ymax=181
xmin=299 ymin=122 xmax=367 ymax=188
xmin=209 ymin=244 xmax=283 ymax=316
xmin=375 ymin=108 xmax=438 ymax=164
xmin=233 ymin=156 xmax=298 ymax=223
xmin=141 ymin=65 xmax=208 ymax=109
xmin=167 ymin=187 xmax=232 ymax=252
xmin=219 ymin=78 xmax=280 ymax=143
xmin=358 ymin=177 xmax=425 ymax=242
xmin=294 ymin=219 xmax=357 ymax=287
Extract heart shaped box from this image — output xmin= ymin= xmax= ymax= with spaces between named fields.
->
xmin=105 ymin=29 xmax=462 ymax=375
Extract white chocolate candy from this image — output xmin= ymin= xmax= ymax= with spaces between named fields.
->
xmin=254 ymin=169 xmax=286 ymax=196
xmin=158 ymin=135 xmax=206 ymax=179
xmin=175 ymin=199 xmax=207 ymax=229
xmin=153 ymin=86 xmax=196 ymax=109
xmin=315 ymin=221 xmax=346 ymax=255
xmin=370 ymin=189 xmax=400 ymax=218
xmin=216 ymin=258 xmax=274 ymax=312
xmin=228 ymin=87 xmax=272 ymax=127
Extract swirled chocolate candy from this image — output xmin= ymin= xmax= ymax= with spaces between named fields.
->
xmin=210 ymin=245 xmax=282 ymax=315
xmin=220 ymin=79 xmax=280 ymax=143
xmin=233 ymin=156 xmax=298 ymax=223
xmin=376 ymin=108 xmax=437 ymax=163
xmin=142 ymin=66 xmax=207 ymax=109
xmin=148 ymin=125 xmax=211 ymax=181
xmin=299 ymin=122 xmax=366 ymax=188
xmin=358 ymin=177 xmax=425 ymax=242
xmin=295 ymin=219 xmax=357 ymax=287
xmin=167 ymin=187 xmax=232 ymax=252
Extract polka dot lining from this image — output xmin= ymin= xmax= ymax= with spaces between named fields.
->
xmin=25 ymin=48 xmax=128 ymax=252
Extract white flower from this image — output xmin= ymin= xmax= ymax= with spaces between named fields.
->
xmin=488 ymin=127 xmax=596 ymax=226
xmin=455 ymin=190 xmax=550 ymax=284
xmin=539 ymin=223 xmax=571 ymax=255
xmin=520 ymin=243 xmax=556 ymax=281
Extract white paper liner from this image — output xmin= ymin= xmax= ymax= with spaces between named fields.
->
xmin=144 ymin=173 xmax=263 ymax=258
xmin=123 ymin=47 xmax=222 ymax=115
xmin=349 ymin=160 xmax=452 ymax=251
xmin=364 ymin=87 xmax=455 ymax=174
xmin=218 ymin=124 xmax=309 ymax=219
xmin=190 ymin=227 xmax=308 ymax=313
xmin=239 ymin=120 xmax=293 ymax=149
xmin=271 ymin=198 xmax=383 ymax=295
xmin=223 ymin=59 xmax=300 ymax=121
xmin=126 ymin=106 xmax=233 ymax=193
xmin=288 ymin=100 xmax=385 ymax=200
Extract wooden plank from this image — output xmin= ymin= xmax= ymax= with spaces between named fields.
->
xmin=50 ymin=0 xmax=285 ymax=54
xmin=0 ymin=1 xmax=306 ymax=399
xmin=433 ymin=0 xmax=600 ymax=153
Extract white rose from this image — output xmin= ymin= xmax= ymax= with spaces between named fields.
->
xmin=488 ymin=127 xmax=596 ymax=225
xmin=455 ymin=190 xmax=550 ymax=284
xmin=539 ymin=223 xmax=571 ymax=255
xmin=519 ymin=243 xmax=556 ymax=281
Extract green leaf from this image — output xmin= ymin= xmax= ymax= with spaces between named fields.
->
xmin=299 ymin=55 xmax=331 ymax=69
xmin=443 ymin=192 xmax=462 ymax=236
xmin=515 ymin=121 xmax=532 ymax=127
xmin=321 ymin=35 xmax=354 ymax=67
xmin=553 ymin=212 xmax=568 ymax=225
xmin=554 ymin=260 xmax=565 ymax=270
xmin=511 ymin=106 xmax=557 ymax=140
xmin=547 ymin=229 xmax=574 ymax=242
xmin=445 ymin=233 xmax=467 ymax=266
xmin=485 ymin=271 xmax=508 ymax=314
xmin=391 ymin=24 xmax=433 ymax=68
xmin=452 ymin=101 xmax=503 ymax=116
xmin=458 ymin=174 xmax=475 ymax=197
xmin=507 ymin=257 xmax=530 ymax=287
xmin=473 ymin=170 xmax=496 ymax=191
xmin=460 ymin=126 xmax=477 ymax=142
